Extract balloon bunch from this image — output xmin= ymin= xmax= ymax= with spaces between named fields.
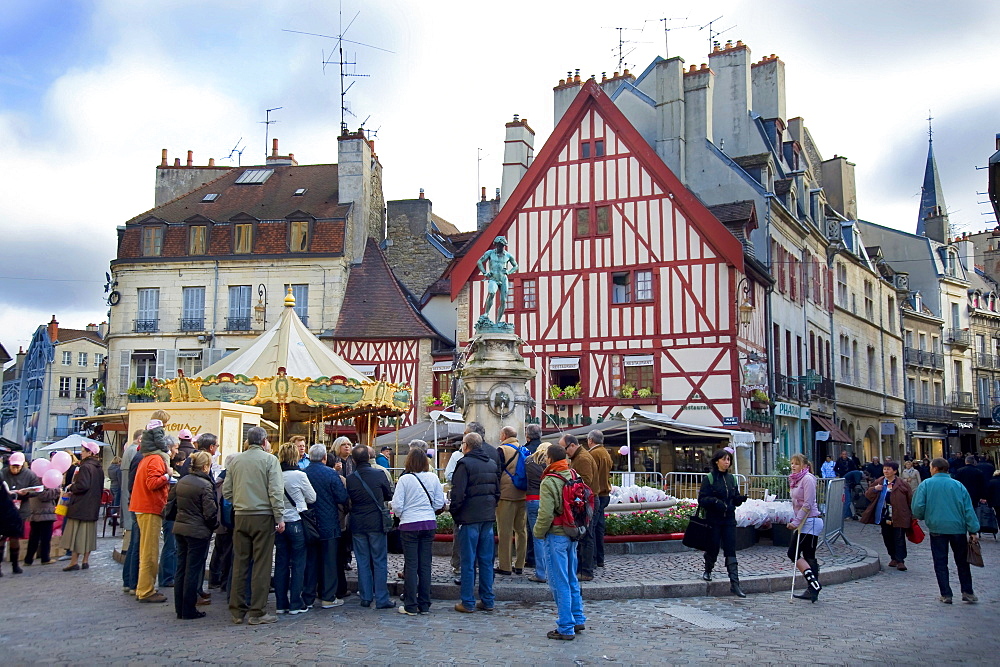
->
xmin=29 ymin=451 xmax=73 ymax=489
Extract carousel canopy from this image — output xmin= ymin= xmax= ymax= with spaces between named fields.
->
xmin=198 ymin=295 xmax=366 ymax=381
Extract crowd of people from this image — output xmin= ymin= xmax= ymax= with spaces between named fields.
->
xmin=3 ymin=418 xmax=996 ymax=634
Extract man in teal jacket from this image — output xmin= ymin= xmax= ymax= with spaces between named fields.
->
xmin=911 ymin=457 xmax=980 ymax=604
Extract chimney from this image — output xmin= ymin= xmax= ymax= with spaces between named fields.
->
xmin=654 ymin=57 xmax=686 ymax=182
xmin=161 ymin=149 xmax=168 ymax=167
xmin=86 ymin=323 xmax=98 ymax=332
xmin=683 ymin=63 xmax=715 ymax=160
xmin=208 ymin=157 xmax=215 ymax=166
xmin=477 ymin=187 xmax=502 ymax=231
xmin=553 ymin=69 xmax=584 ymax=124
xmin=708 ymin=40 xmax=753 ymax=156
xmin=419 ymin=188 xmax=425 ymax=200
xmin=266 ymin=138 xmax=298 ymax=166
xmin=821 ymin=156 xmax=858 ymax=220
xmin=338 ymin=129 xmax=382 ymax=259
xmin=186 ymin=150 xmax=193 ymax=167
xmin=47 ymin=315 xmax=58 ymax=343
xmin=99 ymin=321 xmax=109 ymax=340
xmin=500 ymin=115 xmax=534 ymax=205
xmin=750 ymin=54 xmax=786 ymax=123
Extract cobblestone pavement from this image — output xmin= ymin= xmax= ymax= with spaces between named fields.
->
xmin=1 ymin=522 xmax=997 ymax=665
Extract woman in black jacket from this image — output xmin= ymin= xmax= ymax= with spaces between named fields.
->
xmin=697 ymin=449 xmax=748 ymax=597
xmin=62 ymin=443 xmax=103 ymax=572
xmin=170 ymin=452 xmax=218 ymax=620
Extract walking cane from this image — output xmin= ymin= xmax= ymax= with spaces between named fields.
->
xmin=789 ymin=523 xmax=803 ymax=603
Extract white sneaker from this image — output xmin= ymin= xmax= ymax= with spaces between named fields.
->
xmin=398 ymin=605 xmax=417 ymax=616
xmin=289 ymin=607 xmax=309 ymax=615
xmin=276 ymin=609 xmax=289 ymax=615
xmin=320 ymin=598 xmax=345 ymax=609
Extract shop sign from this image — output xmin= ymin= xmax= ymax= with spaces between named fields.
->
xmin=722 ymin=417 xmax=739 ymax=426
xmin=957 ymin=422 xmax=975 ymax=429
xmin=880 ymin=422 xmax=896 ymax=435
xmin=774 ymin=402 xmax=810 ymax=420
xmin=981 ymin=434 xmax=1000 ymax=447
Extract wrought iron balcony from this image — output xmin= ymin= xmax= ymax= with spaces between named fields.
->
xmin=813 ymin=377 xmax=835 ymax=399
xmin=226 ymin=317 xmax=252 ymax=331
xmin=976 ymin=352 xmax=996 ymax=369
xmin=949 ymin=391 xmax=975 ymax=409
xmin=946 ymin=328 xmax=972 ymax=347
xmin=905 ymin=401 xmax=951 ymax=420
xmin=133 ymin=319 xmax=158 ymax=333
xmin=903 ymin=347 xmax=944 ymax=369
xmin=180 ymin=318 xmax=205 ymax=332
xmin=774 ymin=373 xmax=801 ymax=401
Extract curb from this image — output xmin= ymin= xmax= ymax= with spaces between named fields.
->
xmin=348 ymin=548 xmax=881 ymax=601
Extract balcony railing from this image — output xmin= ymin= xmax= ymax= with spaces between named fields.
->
xmin=226 ymin=317 xmax=252 ymax=331
xmin=180 ymin=318 xmax=205 ymax=332
xmin=774 ymin=373 xmax=801 ymax=402
xmin=950 ymin=391 xmax=975 ymax=410
xmin=905 ymin=401 xmax=951 ymax=420
xmin=133 ymin=319 xmax=158 ymax=333
xmin=52 ymin=427 xmax=79 ymax=437
xmin=903 ymin=347 xmax=944 ymax=369
xmin=946 ymin=328 xmax=972 ymax=347
xmin=813 ymin=377 xmax=835 ymax=399
xmin=977 ymin=352 xmax=996 ymax=369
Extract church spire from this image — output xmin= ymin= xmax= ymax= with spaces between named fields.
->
xmin=916 ymin=111 xmax=949 ymax=240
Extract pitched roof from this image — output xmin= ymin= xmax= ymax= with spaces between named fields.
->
xmin=0 ymin=342 xmax=10 ymax=365
xmin=328 ymin=239 xmax=444 ymax=341
xmin=448 ymin=80 xmax=744 ymax=297
xmin=431 ymin=213 xmax=461 ymax=235
xmin=55 ymin=328 xmax=105 ymax=346
xmin=707 ymin=200 xmax=756 ymax=226
xmin=733 ymin=153 xmax=772 ymax=170
xmin=916 ymin=138 xmax=948 ymax=236
xmin=128 ymin=163 xmax=348 ymax=224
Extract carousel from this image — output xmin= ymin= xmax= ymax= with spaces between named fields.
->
xmin=154 ymin=288 xmax=412 ymax=445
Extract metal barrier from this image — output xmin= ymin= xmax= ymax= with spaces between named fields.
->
xmin=818 ymin=477 xmax=850 ymax=555
xmin=663 ymin=472 xmax=748 ymax=499
xmin=746 ymin=475 xmax=791 ymax=500
xmin=610 ymin=471 xmax=664 ymax=489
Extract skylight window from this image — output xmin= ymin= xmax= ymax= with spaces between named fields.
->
xmin=293 ymin=188 xmax=307 ymax=196
xmin=234 ymin=169 xmax=274 ymax=185
xmin=201 ymin=193 xmax=220 ymax=202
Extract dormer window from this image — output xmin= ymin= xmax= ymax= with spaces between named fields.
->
xmin=913 ymin=292 xmax=923 ymax=312
xmin=945 ymin=250 xmax=958 ymax=277
xmin=189 ymin=225 xmax=207 ymax=255
xmin=142 ymin=226 xmax=163 ymax=256
xmin=289 ymin=220 xmax=309 ymax=252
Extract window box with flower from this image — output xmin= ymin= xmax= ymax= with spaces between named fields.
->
xmin=546 ymin=382 xmax=583 ymax=404
xmin=424 ymin=392 xmax=451 ymax=412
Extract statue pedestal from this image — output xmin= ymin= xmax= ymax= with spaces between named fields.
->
xmin=460 ymin=332 xmax=536 ymax=442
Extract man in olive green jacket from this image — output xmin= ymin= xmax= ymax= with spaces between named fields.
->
xmin=534 ymin=444 xmax=586 ymax=640
xmin=564 ymin=434 xmax=598 ymax=580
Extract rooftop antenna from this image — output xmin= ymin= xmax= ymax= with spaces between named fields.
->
xmin=260 ymin=108 xmax=282 ymax=162
xmin=283 ymin=2 xmax=393 ymax=137
xmin=644 ymin=16 xmax=697 ymax=58
xmin=602 ymin=25 xmax=646 ymax=71
xmin=223 ymin=137 xmax=246 ymax=167
xmin=699 ymin=15 xmax=736 ymax=53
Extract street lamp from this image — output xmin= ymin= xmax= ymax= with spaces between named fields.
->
xmin=620 ymin=407 xmax=635 ymax=484
xmin=736 ymin=277 xmax=754 ymax=327
xmin=254 ymin=284 xmax=267 ymax=328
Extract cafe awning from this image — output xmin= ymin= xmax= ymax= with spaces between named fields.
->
xmin=813 ymin=415 xmax=852 ymax=444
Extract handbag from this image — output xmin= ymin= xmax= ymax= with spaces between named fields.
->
xmin=682 ymin=507 xmax=714 ymax=552
xmin=906 ymin=518 xmax=925 ymax=544
xmin=975 ymin=504 xmax=998 ymax=534
xmin=161 ymin=496 xmax=177 ymax=522
xmin=353 ymin=471 xmax=393 ymax=533
xmin=408 ymin=472 xmax=446 ymax=516
xmin=967 ymin=536 xmax=984 ymax=568
xmin=285 ymin=489 xmax=320 ymax=543
xmin=54 ymin=493 xmax=71 ymax=517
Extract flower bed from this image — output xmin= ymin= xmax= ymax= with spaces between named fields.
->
xmin=605 ymin=502 xmax=697 ymax=536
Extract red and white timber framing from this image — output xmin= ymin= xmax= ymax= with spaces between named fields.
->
xmin=450 ymin=80 xmax=763 ymax=429
xmin=331 ymin=339 xmax=421 ymax=426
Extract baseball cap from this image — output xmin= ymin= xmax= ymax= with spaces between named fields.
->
xmin=178 ymin=428 xmax=193 ymax=440
xmin=9 ymin=452 xmax=25 ymax=466
xmin=81 ymin=440 xmax=100 ymax=454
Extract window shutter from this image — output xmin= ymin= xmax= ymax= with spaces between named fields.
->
xmin=204 ymin=348 xmax=229 ymax=368
xmin=156 ymin=349 xmax=178 ymax=380
xmin=118 ymin=349 xmax=131 ymax=394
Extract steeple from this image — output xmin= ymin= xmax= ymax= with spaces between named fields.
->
xmin=916 ymin=111 xmax=949 ymax=241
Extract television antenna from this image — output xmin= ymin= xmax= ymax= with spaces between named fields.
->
xmin=698 ymin=16 xmax=736 ymax=52
xmin=259 ymin=108 xmax=282 ymax=162
xmin=222 ymin=138 xmax=245 ymax=166
xmin=602 ymin=25 xmax=646 ymax=71
xmin=644 ymin=16 xmax=697 ymax=58
xmin=283 ymin=3 xmax=393 ymax=137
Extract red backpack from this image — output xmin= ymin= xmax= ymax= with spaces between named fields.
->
xmin=545 ymin=469 xmax=595 ymax=541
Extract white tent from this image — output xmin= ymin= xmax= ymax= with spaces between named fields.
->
xmin=35 ymin=433 xmax=108 ymax=453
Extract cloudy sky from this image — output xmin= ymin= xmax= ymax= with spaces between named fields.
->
xmin=2 ymin=0 xmax=998 ymax=355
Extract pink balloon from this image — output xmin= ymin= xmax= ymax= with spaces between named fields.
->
xmin=42 ymin=469 xmax=64 ymax=489
xmin=30 ymin=458 xmax=50 ymax=477
xmin=51 ymin=451 xmax=72 ymax=474
xmin=618 ymin=445 xmax=630 ymax=456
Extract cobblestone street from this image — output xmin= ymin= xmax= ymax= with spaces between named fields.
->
xmin=1 ymin=521 xmax=997 ymax=665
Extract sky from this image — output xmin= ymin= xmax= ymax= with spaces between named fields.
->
xmin=2 ymin=0 xmax=999 ymax=356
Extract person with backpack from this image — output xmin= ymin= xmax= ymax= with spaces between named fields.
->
xmin=697 ymin=449 xmax=748 ymax=597
xmin=495 ymin=426 xmax=528 ymax=576
xmin=534 ymin=443 xmax=588 ymax=641
xmin=564 ymin=435 xmax=597 ymax=581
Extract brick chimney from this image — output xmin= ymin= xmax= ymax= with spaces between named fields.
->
xmin=47 ymin=315 xmax=58 ymax=343
xmin=501 ymin=115 xmax=534 ymax=206
xmin=477 ymin=187 xmax=502 ymax=231
xmin=266 ymin=138 xmax=298 ymax=167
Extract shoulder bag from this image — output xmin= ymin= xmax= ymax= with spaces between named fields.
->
xmin=353 ymin=471 xmax=393 ymax=533
xmin=682 ymin=506 xmax=714 ymax=551
xmin=408 ymin=472 xmax=446 ymax=515
xmin=285 ymin=488 xmax=320 ymax=543
xmin=967 ymin=536 xmax=985 ymax=568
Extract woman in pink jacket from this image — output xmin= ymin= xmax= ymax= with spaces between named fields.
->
xmin=787 ymin=453 xmax=824 ymax=602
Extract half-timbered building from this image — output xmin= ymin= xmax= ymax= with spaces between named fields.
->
xmin=445 ymin=81 xmax=766 ymax=472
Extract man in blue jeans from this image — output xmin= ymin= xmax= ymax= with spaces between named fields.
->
xmin=450 ymin=432 xmax=499 ymax=613
xmin=534 ymin=443 xmax=586 ymax=640
xmin=911 ymin=457 xmax=980 ymax=604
